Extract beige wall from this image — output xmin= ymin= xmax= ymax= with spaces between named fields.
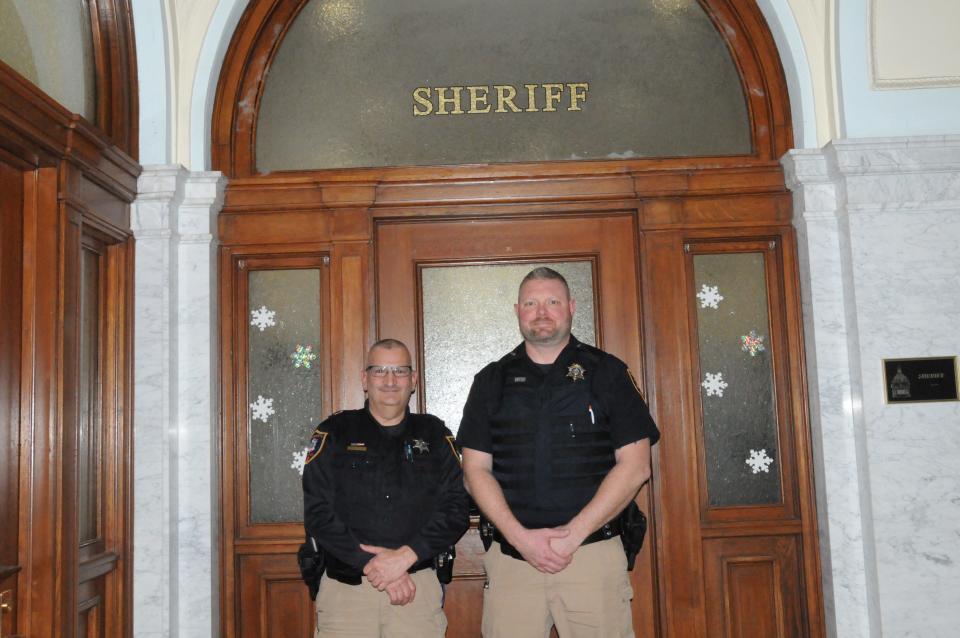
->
xmin=871 ymin=0 xmax=960 ymax=88
xmin=168 ymin=0 xmax=221 ymax=165
xmin=782 ymin=0 xmax=840 ymax=145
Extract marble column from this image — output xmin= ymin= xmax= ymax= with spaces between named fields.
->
xmin=132 ymin=166 xmax=226 ymax=638
xmin=783 ymin=136 xmax=960 ymax=638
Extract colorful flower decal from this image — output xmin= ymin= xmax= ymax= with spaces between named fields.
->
xmin=740 ymin=330 xmax=766 ymax=357
xmin=291 ymin=344 xmax=318 ymax=369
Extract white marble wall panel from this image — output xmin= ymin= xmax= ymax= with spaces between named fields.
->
xmin=132 ymin=166 xmax=225 ymax=638
xmin=784 ymin=136 xmax=960 ymax=638
xmin=849 ymin=208 xmax=960 ymax=638
xmin=784 ymin=152 xmax=878 ymax=638
xmin=176 ymin=174 xmax=224 ymax=638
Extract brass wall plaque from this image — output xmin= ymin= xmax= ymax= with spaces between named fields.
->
xmin=883 ymin=357 xmax=958 ymax=403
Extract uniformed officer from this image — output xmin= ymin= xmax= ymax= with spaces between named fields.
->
xmin=457 ymin=267 xmax=660 ymax=637
xmin=303 ymin=338 xmax=469 ymax=637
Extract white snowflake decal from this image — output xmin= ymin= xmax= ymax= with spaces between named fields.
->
xmin=249 ymin=395 xmax=275 ymax=422
xmin=250 ymin=305 xmax=277 ymax=331
xmin=697 ymin=284 xmax=724 ymax=309
xmin=291 ymin=447 xmax=311 ymax=476
xmin=746 ymin=448 xmax=774 ymax=474
xmin=701 ymin=372 xmax=729 ymax=397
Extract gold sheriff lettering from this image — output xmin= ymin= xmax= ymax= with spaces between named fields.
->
xmin=413 ymin=83 xmax=589 ymax=116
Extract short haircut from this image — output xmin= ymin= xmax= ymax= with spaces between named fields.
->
xmin=519 ymin=266 xmax=571 ymax=299
xmin=366 ymin=338 xmax=413 ymax=366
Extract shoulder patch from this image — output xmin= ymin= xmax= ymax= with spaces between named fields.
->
xmin=304 ymin=427 xmax=329 ymax=465
xmin=627 ymin=368 xmax=646 ymax=401
xmin=444 ymin=435 xmax=461 ymax=466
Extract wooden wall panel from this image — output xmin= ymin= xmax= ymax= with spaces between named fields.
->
xmin=0 ymin=160 xmax=23 ymax=638
xmin=640 ymin=229 xmax=707 ymax=637
xmin=18 ymin=167 xmax=68 ymax=638
xmin=1 ymin=5 xmax=138 ymax=633
xmin=238 ymin=554 xmax=313 ymax=638
xmin=703 ymin=535 xmax=806 ymax=638
xmin=265 ymin=580 xmax=313 ymax=638
xmin=331 ymin=246 xmax=370 ymax=411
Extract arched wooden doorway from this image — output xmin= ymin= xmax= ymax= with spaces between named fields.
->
xmin=213 ymin=1 xmax=824 ymax=636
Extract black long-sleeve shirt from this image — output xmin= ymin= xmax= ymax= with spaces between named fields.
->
xmin=302 ymin=407 xmax=469 ymax=571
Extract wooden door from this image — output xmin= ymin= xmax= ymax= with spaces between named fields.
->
xmin=220 ymin=244 xmax=369 ymax=638
xmin=0 ymin=160 xmax=23 ymax=637
xmin=375 ymin=213 xmax=659 ymax=637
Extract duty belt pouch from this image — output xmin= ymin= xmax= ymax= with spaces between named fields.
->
xmin=297 ymin=540 xmax=325 ymax=600
xmin=621 ymin=502 xmax=648 ymax=571
xmin=434 ymin=545 xmax=456 ymax=584
xmin=478 ymin=515 xmax=494 ymax=552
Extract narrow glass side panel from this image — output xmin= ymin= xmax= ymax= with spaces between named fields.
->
xmin=248 ymin=269 xmax=322 ymax=523
xmin=694 ymin=252 xmax=781 ymax=506
xmin=420 ymin=261 xmax=595 ymax=434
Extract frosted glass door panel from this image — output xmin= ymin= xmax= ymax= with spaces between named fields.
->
xmin=693 ymin=252 xmax=782 ymax=507
xmin=247 ymin=269 xmax=323 ymax=523
xmin=420 ymin=261 xmax=595 ymax=434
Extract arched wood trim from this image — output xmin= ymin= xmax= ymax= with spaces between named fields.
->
xmin=89 ymin=0 xmax=140 ymax=159
xmin=212 ymin=0 xmax=793 ymax=179
xmin=0 ymin=0 xmax=140 ymax=173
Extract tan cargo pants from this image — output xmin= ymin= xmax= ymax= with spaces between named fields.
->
xmin=481 ymin=537 xmax=634 ymax=638
xmin=314 ymin=569 xmax=447 ymax=637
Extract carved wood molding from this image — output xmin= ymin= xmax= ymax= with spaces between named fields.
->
xmin=212 ymin=0 xmax=793 ymax=178
xmin=89 ymin=0 xmax=139 ymax=158
xmin=0 ymin=0 xmax=139 ymax=197
xmin=216 ymin=164 xmax=791 ymax=245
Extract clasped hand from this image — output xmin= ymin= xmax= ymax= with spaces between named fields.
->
xmin=360 ymin=544 xmax=419 ymax=605
xmin=511 ymin=526 xmax=582 ymax=574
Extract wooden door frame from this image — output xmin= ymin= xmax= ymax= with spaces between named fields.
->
xmin=212 ymin=1 xmax=825 ymax=636
xmin=0 ymin=1 xmax=139 ymax=635
xmin=0 ymin=158 xmax=25 ymax=638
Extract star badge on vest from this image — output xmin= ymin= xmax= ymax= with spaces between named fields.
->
xmin=412 ymin=438 xmax=430 ymax=454
xmin=566 ymin=362 xmax=586 ymax=382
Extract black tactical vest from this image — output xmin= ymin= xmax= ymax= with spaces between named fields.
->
xmin=330 ymin=412 xmax=448 ymax=547
xmin=488 ymin=343 xmax=615 ymax=528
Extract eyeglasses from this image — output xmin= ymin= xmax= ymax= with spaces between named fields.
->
xmin=365 ymin=365 xmax=414 ymax=378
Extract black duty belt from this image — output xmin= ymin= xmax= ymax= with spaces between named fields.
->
xmin=493 ymin=518 xmax=622 ymax=561
xmin=325 ymin=556 xmax=435 ymax=586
